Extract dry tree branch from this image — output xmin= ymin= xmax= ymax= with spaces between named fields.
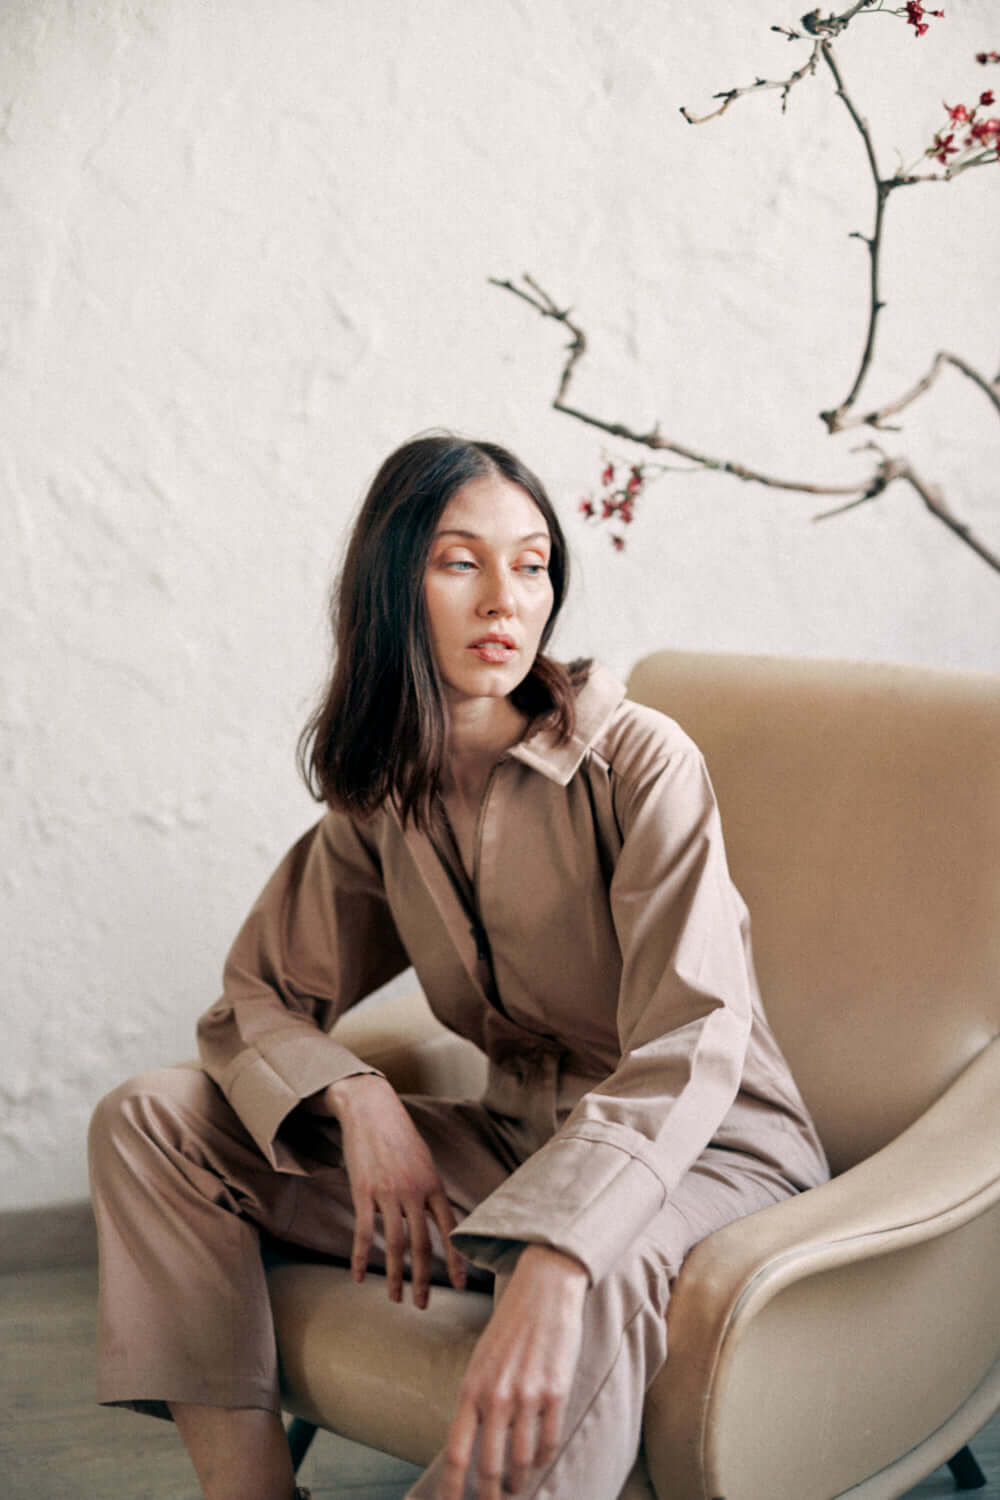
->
xmin=834 ymin=350 xmax=1000 ymax=430
xmin=492 ymin=269 xmax=1000 ymax=571
xmin=896 ymin=463 xmax=1000 ymax=572
xmin=817 ymin=40 xmax=892 ymax=427
xmin=490 ymin=274 xmax=872 ymax=499
xmin=812 ymin=40 xmax=962 ymax=430
xmin=492 ymin=8 xmax=999 ymax=573
xmin=677 ymin=0 xmax=883 ymax=122
xmin=679 ymin=41 xmax=823 ymax=123
xmin=679 ymin=11 xmax=990 ymax=432
xmin=813 ymin=448 xmax=1000 ymax=572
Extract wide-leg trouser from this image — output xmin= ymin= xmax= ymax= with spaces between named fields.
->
xmin=88 ymin=1064 xmax=800 ymax=1500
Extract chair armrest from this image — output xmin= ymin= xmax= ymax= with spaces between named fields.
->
xmin=644 ymin=1038 xmax=1000 ymax=1500
xmin=681 ymin=1034 xmax=1000 ymax=1294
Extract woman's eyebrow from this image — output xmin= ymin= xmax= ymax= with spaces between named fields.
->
xmin=434 ymin=528 xmax=550 ymax=545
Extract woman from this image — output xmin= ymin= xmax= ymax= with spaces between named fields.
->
xmin=89 ymin=432 xmax=829 ymax=1500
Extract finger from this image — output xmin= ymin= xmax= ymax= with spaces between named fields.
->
xmin=477 ymin=1392 xmax=513 ymax=1500
xmin=440 ymin=1395 xmax=479 ymax=1500
xmin=405 ymin=1198 xmax=433 ymax=1309
xmin=504 ymin=1399 xmax=541 ymax=1494
xmin=535 ymin=1392 xmax=566 ymax=1470
xmin=380 ymin=1199 xmax=407 ymax=1303
xmin=351 ymin=1197 xmax=375 ymax=1284
xmin=428 ymin=1190 xmax=466 ymax=1290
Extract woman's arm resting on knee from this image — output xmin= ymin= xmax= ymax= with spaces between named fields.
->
xmin=305 ymin=1074 xmax=467 ymax=1307
xmin=440 ymin=1244 xmax=589 ymax=1500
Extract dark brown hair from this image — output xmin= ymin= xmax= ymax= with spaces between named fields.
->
xmin=298 ymin=431 xmax=588 ymax=827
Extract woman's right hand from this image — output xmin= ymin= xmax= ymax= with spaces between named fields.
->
xmin=304 ymin=1074 xmax=467 ymax=1308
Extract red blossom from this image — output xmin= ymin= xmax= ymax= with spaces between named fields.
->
xmin=945 ymin=101 xmax=969 ymax=124
xmin=601 ymin=461 xmax=614 ymax=485
xmin=611 ymin=535 xmax=626 ymax=552
xmin=601 ymin=498 xmax=616 ymax=520
xmin=933 ymin=131 xmax=959 ymax=163
xmin=981 ymin=90 xmax=996 ymax=106
xmin=976 ymin=52 xmax=1000 ymax=66
xmin=579 ymin=498 xmax=595 ymax=519
xmin=904 ymin=2 xmax=943 ymax=37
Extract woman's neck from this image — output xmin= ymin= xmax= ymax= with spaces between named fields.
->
xmin=441 ymin=695 xmax=530 ymax=805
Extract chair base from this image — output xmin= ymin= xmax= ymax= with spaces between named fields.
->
xmin=287 ymin=1416 xmax=319 ymax=1472
xmin=947 ymin=1445 xmax=987 ymax=1491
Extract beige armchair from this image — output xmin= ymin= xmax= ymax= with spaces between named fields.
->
xmin=268 ymin=650 xmax=1000 ymax=1500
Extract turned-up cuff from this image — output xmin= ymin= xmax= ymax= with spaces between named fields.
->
xmin=219 ymin=1027 xmax=382 ymax=1169
xmin=451 ymin=1126 xmax=667 ymax=1287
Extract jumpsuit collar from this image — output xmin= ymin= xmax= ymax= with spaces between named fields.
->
xmin=505 ymin=661 xmax=627 ymax=785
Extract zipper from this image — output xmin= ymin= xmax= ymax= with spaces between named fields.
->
xmin=471 ymin=760 xmax=501 ymax=894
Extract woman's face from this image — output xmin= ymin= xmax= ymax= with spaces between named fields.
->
xmin=423 ymin=472 xmax=555 ymax=707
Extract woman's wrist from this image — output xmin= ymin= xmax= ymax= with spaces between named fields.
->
xmin=304 ymin=1071 xmax=389 ymax=1119
xmin=517 ymin=1242 xmax=591 ymax=1291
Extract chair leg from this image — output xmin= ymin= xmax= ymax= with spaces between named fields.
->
xmin=946 ymin=1445 xmax=986 ymax=1491
xmin=286 ymin=1416 xmax=319 ymax=1473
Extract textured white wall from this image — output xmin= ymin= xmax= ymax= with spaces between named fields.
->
xmin=3 ymin=0 xmax=998 ymax=1210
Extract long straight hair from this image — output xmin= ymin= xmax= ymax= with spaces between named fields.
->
xmin=298 ymin=432 xmax=587 ymax=827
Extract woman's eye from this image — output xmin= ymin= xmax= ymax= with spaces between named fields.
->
xmin=518 ymin=562 xmax=548 ymax=576
xmin=444 ymin=559 xmax=476 ymax=571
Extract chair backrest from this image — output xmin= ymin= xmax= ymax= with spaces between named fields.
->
xmin=627 ymin=650 xmax=1000 ymax=1175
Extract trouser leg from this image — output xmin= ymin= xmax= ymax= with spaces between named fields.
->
xmin=405 ymin=1150 xmax=798 ymax=1500
xmin=88 ymin=1067 xmax=511 ymax=1416
xmin=89 ymin=1065 xmax=312 ymax=1414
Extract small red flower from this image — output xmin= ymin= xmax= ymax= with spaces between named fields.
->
xmin=611 ymin=535 xmax=626 ymax=552
xmin=601 ymin=498 xmax=616 ymax=521
xmin=981 ymin=90 xmax=996 ymax=106
xmin=579 ymin=498 xmax=595 ymax=519
xmin=601 ymin=462 xmax=615 ymax=486
xmin=976 ymin=52 xmax=1000 ymax=66
xmin=933 ymin=131 xmax=959 ymax=163
xmin=625 ymin=474 xmax=642 ymax=495
xmin=945 ymin=101 xmax=969 ymax=123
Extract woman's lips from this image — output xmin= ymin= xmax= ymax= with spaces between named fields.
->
xmin=468 ymin=639 xmax=517 ymax=663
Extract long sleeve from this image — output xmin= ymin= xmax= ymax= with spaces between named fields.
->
xmin=452 ymin=738 xmax=755 ymax=1286
xmin=197 ymin=807 xmax=411 ymax=1167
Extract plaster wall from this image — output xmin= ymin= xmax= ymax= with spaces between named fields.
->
xmin=2 ymin=0 xmax=998 ymax=1210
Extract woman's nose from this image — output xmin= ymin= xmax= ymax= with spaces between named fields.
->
xmin=479 ymin=566 xmax=515 ymax=617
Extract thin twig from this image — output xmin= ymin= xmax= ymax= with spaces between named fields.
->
xmin=490 ymin=274 xmax=871 ymax=498
xmin=679 ymin=42 xmax=822 ymax=123
xmin=835 ymin=351 xmax=1000 ymax=430
xmin=817 ymin=41 xmax=893 ymax=429
xmin=814 ymin=450 xmax=1000 ymax=570
xmin=679 ymin=1 xmax=884 ymax=123
xmin=898 ymin=463 xmax=1000 ymax=572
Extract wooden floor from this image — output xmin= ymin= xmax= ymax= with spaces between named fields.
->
xmin=3 ymin=1265 xmax=998 ymax=1500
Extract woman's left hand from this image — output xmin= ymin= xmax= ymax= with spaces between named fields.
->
xmin=439 ymin=1243 xmax=589 ymax=1500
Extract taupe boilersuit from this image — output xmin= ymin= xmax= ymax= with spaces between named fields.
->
xmin=89 ymin=663 xmax=829 ymax=1497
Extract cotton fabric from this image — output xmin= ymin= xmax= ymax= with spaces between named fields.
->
xmin=196 ymin=662 xmax=827 ymax=1283
xmin=89 ymin=662 xmax=829 ymax=1496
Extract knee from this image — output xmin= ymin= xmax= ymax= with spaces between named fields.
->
xmin=87 ymin=1066 xmax=209 ymax=1178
